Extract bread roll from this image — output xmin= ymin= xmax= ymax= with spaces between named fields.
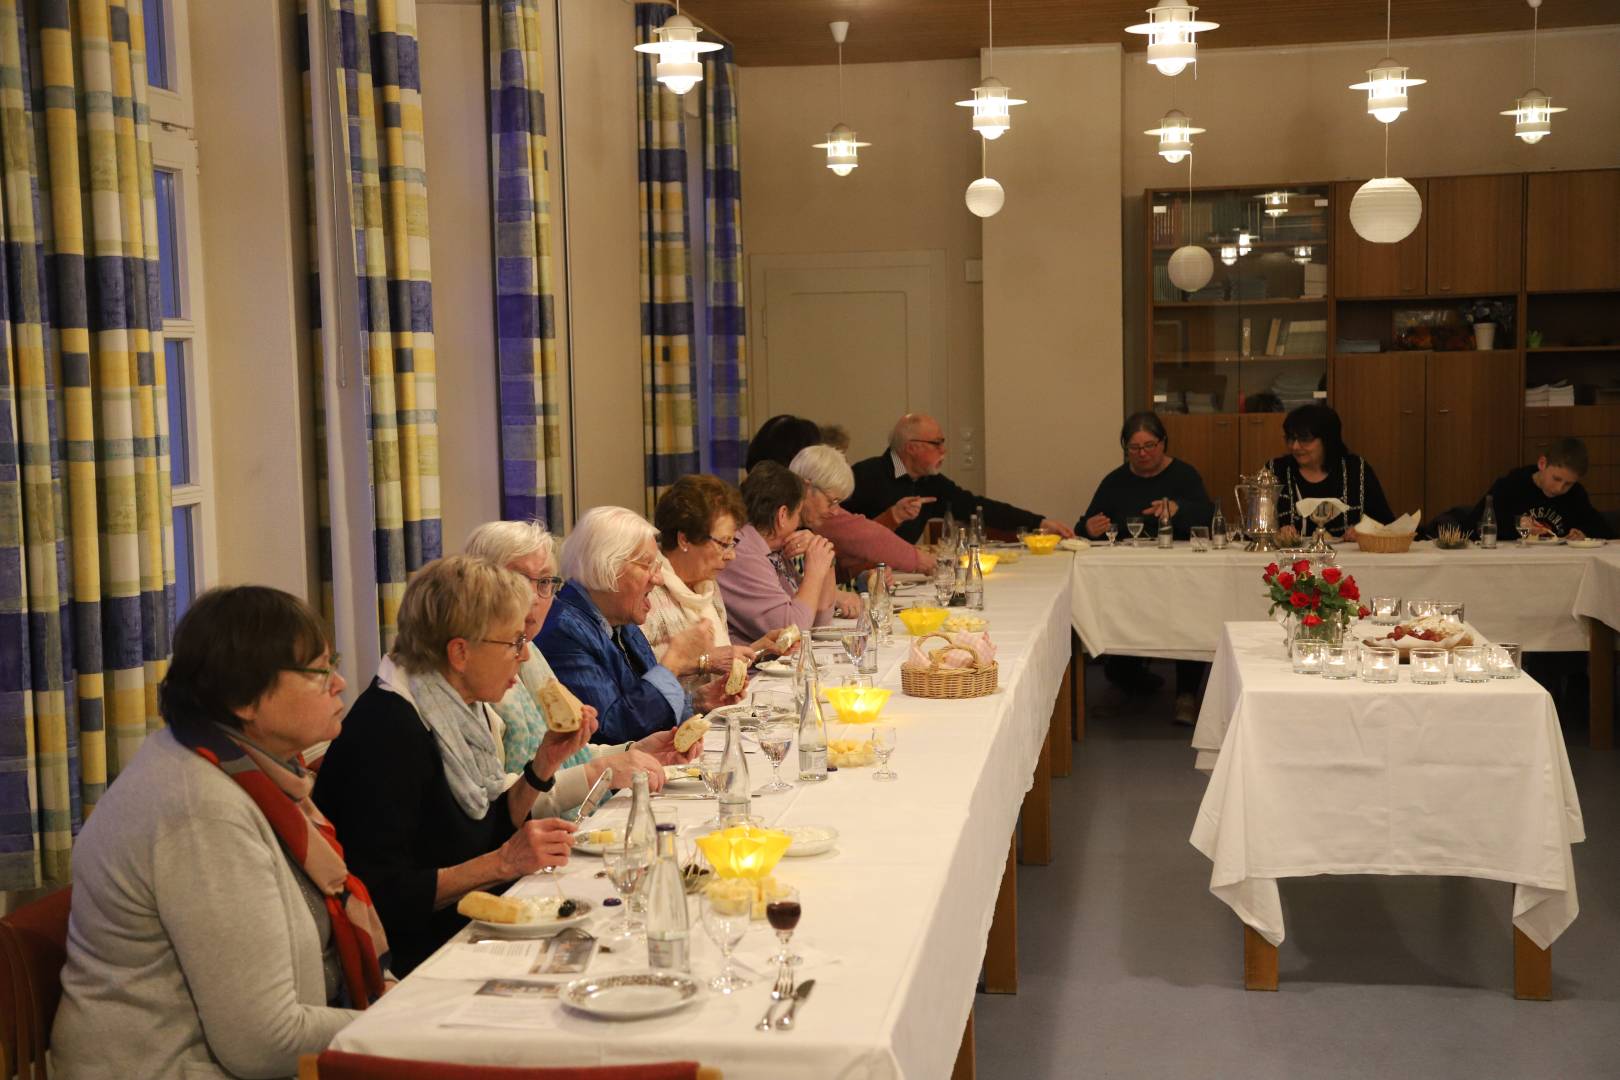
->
xmin=536 ymin=677 xmax=584 ymax=733
xmin=776 ymin=625 xmax=800 ymax=651
xmin=725 ymin=656 xmax=748 ymax=695
xmin=456 ymin=890 xmax=528 ymax=924
xmin=672 ymin=714 xmax=711 ymax=753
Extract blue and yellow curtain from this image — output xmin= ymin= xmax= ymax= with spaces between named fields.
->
xmin=489 ymin=0 xmax=564 ymax=529
xmin=635 ymin=2 xmax=698 ymax=513
xmin=699 ymin=43 xmax=748 ymax=480
xmin=0 ymin=0 xmax=171 ymax=890
xmin=300 ymin=0 xmax=441 ymax=645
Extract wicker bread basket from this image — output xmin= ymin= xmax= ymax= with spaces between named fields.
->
xmin=1355 ymin=531 xmax=1415 ymax=553
xmin=900 ymin=632 xmax=999 ymax=699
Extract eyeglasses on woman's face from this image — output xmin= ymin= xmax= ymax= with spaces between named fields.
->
xmin=518 ymin=572 xmax=565 ymax=598
xmin=1284 ymin=434 xmax=1320 ymax=448
xmin=1125 ymin=438 xmax=1162 ymax=455
xmin=287 ymin=653 xmax=343 ymax=694
xmin=476 ymin=634 xmax=529 ymax=660
xmin=702 ymin=535 xmax=740 ymax=553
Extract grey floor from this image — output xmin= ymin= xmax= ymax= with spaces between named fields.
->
xmin=975 ymin=662 xmax=1620 ymax=1080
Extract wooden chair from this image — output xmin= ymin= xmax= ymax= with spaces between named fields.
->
xmin=0 ymin=886 xmax=73 ymax=1080
xmin=298 ymin=1055 xmax=720 ymax=1080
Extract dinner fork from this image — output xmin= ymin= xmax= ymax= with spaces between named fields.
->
xmin=755 ymin=965 xmax=794 ymax=1031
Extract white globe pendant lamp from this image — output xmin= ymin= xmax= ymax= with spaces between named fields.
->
xmin=956 ymin=1 xmax=1026 ymax=140
xmin=1143 ymin=109 xmax=1204 ymax=164
xmin=1350 ymin=176 xmax=1423 ymax=243
xmin=1500 ymin=1 xmax=1567 ymax=144
xmin=811 ymin=22 xmax=869 ymax=176
xmin=1125 ymin=2 xmax=1220 ymax=78
xmin=1164 ymin=158 xmax=1213 ymax=294
xmin=632 ymin=6 xmax=722 ymax=96
xmin=966 ymin=176 xmax=1006 ymax=218
xmin=1348 ymin=3 xmax=1424 ymax=123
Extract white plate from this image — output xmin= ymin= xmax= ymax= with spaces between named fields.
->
xmin=809 ymin=626 xmax=845 ymax=642
xmin=755 ymin=658 xmax=796 ymax=677
xmin=782 ymin=824 xmax=839 ymax=857
xmin=1568 ymin=537 xmax=1606 ymax=549
xmin=561 ymin=971 xmax=700 ymax=1020
xmin=470 ymin=898 xmax=593 ymax=937
xmin=892 ymin=571 xmax=929 ymax=584
xmin=1526 ymin=534 xmax=1566 ymax=545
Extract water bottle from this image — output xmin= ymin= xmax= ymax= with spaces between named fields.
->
xmin=1211 ymin=505 xmax=1228 ymax=550
xmin=717 ymin=714 xmax=751 ymax=822
xmin=1156 ymin=502 xmax=1174 ymax=549
xmin=973 ymin=505 xmax=986 ymax=546
xmin=966 ymin=543 xmax=985 ymax=611
xmin=941 ymin=505 xmax=956 ymax=546
xmin=643 ymin=824 xmax=690 ymax=972
xmin=869 ymin=563 xmax=893 ymax=642
xmin=859 ymin=599 xmax=880 ymax=675
xmin=623 ymin=770 xmax=657 ymax=857
xmin=797 ymin=651 xmax=828 ymax=782
xmin=949 ymin=528 xmax=968 ymax=607
xmin=1480 ymin=494 xmax=1498 ymax=549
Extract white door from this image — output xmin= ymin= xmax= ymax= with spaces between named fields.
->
xmin=748 ymin=251 xmax=947 ymax=461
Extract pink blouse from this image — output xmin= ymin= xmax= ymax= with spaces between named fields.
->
xmin=814 ymin=505 xmax=933 ymax=574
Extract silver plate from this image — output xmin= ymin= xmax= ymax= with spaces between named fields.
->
xmin=560 ymin=971 xmax=700 ymax=1020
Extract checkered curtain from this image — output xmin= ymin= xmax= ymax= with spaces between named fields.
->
xmin=0 ymin=0 xmax=172 ymax=890
xmin=300 ymin=0 xmax=441 ymax=646
xmin=635 ymin=3 xmax=698 ymax=514
xmin=699 ymin=43 xmax=749 ymax=480
xmin=489 ymin=0 xmax=565 ymax=529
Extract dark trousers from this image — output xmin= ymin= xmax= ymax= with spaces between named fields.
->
xmin=1103 ymin=656 xmax=1206 ymax=696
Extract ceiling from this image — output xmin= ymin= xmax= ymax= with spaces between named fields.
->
xmin=679 ymin=1 xmax=1620 ymax=67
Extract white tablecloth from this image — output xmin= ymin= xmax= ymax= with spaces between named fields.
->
xmin=1188 ymin=622 xmax=1584 ymax=950
xmin=1070 ymin=540 xmax=1616 ymax=660
xmin=329 ymin=554 xmax=1076 ymax=1078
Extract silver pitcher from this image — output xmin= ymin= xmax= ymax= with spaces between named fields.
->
xmin=1234 ymin=464 xmax=1283 ymax=553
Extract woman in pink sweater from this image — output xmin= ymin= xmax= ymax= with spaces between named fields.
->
xmin=790 ymin=445 xmax=938 ymax=578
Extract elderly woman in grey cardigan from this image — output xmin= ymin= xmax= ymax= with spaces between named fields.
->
xmin=53 ymin=586 xmax=389 ymax=1079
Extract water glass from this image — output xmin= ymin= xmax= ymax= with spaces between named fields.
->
xmin=757 ymin=722 xmax=795 ymax=794
xmin=750 ymin=689 xmax=794 ymax=724
xmin=1451 ymin=646 xmax=1490 ymax=683
xmin=1361 ymin=645 xmax=1399 ymax=683
xmin=1189 ymin=526 xmax=1211 ymax=552
xmin=1411 ymin=647 xmax=1449 ymax=685
xmin=872 ymin=724 xmax=898 ymax=781
xmin=601 ymin=846 xmax=652 ymax=940
xmin=840 ymin=625 xmax=870 ymax=669
xmin=1126 ymin=517 xmax=1145 ymax=548
xmin=701 ymin=889 xmax=753 ymax=993
xmin=1320 ymin=642 xmax=1357 ymax=679
xmin=1104 ymin=523 xmax=1119 ymax=547
xmin=1488 ymin=642 xmax=1523 ymax=679
xmin=1291 ymin=639 xmax=1327 ymax=675
xmin=1368 ymin=596 xmax=1402 ymax=625
xmin=1405 ymin=599 xmax=1437 ymax=620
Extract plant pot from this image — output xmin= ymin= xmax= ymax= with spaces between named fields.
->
xmin=1474 ymin=322 xmax=1497 ymax=350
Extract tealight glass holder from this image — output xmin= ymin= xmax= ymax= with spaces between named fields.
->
xmin=1433 ymin=601 xmax=1466 ymax=622
xmin=1488 ymin=642 xmax=1523 ymax=679
xmin=1405 ymin=599 xmax=1437 ymax=620
xmin=1320 ymin=642 xmax=1357 ymax=679
xmin=1291 ymin=639 xmax=1327 ymax=675
xmin=1452 ymin=645 xmax=1489 ymax=683
xmin=1368 ymin=596 xmax=1402 ymax=625
xmin=1361 ymin=645 xmax=1399 ymax=683
xmin=1410 ymin=647 xmax=1449 ymax=685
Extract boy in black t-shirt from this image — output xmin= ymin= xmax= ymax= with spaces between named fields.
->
xmin=1465 ymin=437 xmax=1613 ymax=540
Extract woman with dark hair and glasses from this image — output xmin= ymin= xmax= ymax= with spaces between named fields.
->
xmin=315 ymin=556 xmax=600 ymax=975
xmin=1076 ymin=412 xmax=1214 ymax=542
xmin=1076 ymin=412 xmax=1215 ymax=723
xmin=54 ymin=586 xmax=386 ymax=1078
xmin=1268 ymin=403 xmax=1393 ymax=543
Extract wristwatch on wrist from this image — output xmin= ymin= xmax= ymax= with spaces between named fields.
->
xmin=698 ymin=651 xmax=710 ymax=674
xmin=521 ymin=760 xmax=555 ymax=793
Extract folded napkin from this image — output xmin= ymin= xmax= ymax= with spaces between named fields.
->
xmin=1296 ymin=497 xmax=1350 ymax=521
xmin=1059 ymin=537 xmax=1090 ymax=551
xmin=947 ymin=631 xmax=996 ymax=666
xmin=1357 ymin=510 xmax=1422 ymax=536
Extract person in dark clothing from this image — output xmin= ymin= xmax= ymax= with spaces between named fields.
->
xmin=1465 ymin=438 xmax=1613 ymax=540
xmin=1077 ymin=412 xmax=1215 ymax=541
xmin=744 ymin=414 xmax=823 ymax=472
xmin=1268 ymin=403 xmax=1394 ymax=541
xmin=844 ymin=413 xmax=1076 ymax=544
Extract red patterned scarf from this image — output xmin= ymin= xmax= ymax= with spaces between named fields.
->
xmin=179 ymin=723 xmax=389 ymax=1008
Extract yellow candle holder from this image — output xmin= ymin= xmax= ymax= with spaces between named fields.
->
xmin=693 ymin=825 xmax=792 ymax=880
xmin=1022 ymin=533 xmax=1061 ymax=555
xmin=824 ymin=685 xmax=892 ymax=724
xmin=959 ymin=552 xmax=1000 ymax=574
xmin=897 ymin=606 xmax=948 ymax=636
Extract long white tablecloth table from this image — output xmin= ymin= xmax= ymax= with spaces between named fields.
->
xmin=328 ymin=554 xmax=1076 ymax=1078
xmin=1189 ymin=621 xmax=1585 ymax=954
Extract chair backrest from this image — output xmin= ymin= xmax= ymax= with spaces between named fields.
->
xmin=300 ymin=1053 xmax=717 ymax=1080
xmin=0 ymin=886 xmax=74 ymax=1080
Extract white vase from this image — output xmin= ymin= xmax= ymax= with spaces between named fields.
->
xmin=1474 ymin=322 xmax=1497 ymax=350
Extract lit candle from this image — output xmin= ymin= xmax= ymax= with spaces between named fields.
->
xmin=1361 ymin=646 xmax=1398 ymax=683
xmin=1291 ymin=639 xmax=1326 ymax=675
xmin=1452 ymin=645 xmax=1489 ymax=683
xmin=1488 ymin=642 xmax=1523 ymax=679
xmin=1320 ymin=643 xmax=1356 ymax=679
xmin=1411 ymin=648 xmax=1448 ymax=685
xmin=1369 ymin=596 xmax=1402 ymax=625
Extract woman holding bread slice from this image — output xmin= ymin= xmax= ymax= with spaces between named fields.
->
xmin=644 ymin=474 xmax=800 ymax=691
xmin=316 ymin=556 xmax=649 ymax=975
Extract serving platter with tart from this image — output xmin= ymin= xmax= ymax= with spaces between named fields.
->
xmin=1359 ymin=615 xmax=1482 ymax=656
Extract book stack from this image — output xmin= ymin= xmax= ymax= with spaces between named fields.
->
xmin=1525 ymin=381 xmax=1576 ymax=407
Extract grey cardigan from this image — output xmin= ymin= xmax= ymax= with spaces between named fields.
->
xmin=52 ymin=728 xmax=357 ymax=1079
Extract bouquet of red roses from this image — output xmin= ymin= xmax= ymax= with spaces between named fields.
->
xmin=1262 ymin=559 xmax=1369 ymax=631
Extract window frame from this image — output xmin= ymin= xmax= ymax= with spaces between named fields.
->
xmin=145 ymin=0 xmax=195 ymax=130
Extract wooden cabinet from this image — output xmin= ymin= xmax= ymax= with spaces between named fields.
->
xmin=1425 ymin=351 xmax=1523 ymax=514
xmin=1162 ymin=413 xmax=1239 ymax=518
xmin=1426 ymin=174 xmax=1523 ymax=296
xmin=1525 ymin=406 xmax=1620 ymax=513
xmin=1334 ymin=179 xmax=1427 ymax=298
xmin=1333 ymin=353 xmax=1427 ymax=519
xmin=1239 ymin=413 xmax=1285 ymax=473
xmin=1527 ymin=171 xmax=1620 ymax=291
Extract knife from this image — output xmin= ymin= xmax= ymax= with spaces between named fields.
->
xmin=773 ymin=978 xmax=815 ymax=1030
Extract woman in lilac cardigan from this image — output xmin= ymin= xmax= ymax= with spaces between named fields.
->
xmin=790 ymin=445 xmax=938 ymax=578
xmin=717 ymin=462 xmax=862 ymax=644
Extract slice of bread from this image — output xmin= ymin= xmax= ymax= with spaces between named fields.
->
xmin=536 ymin=677 xmax=584 ymax=733
xmin=776 ymin=625 xmax=801 ymax=651
xmin=456 ymin=890 xmax=528 ymax=924
xmin=725 ymin=656 xmax=748 ymax=695
xmin=672 ymin=714 xmax=711 ymax=753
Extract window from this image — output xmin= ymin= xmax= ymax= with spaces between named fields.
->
xmin=147 ymin=0 xmax=212 ymax=622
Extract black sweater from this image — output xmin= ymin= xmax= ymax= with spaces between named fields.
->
xmin=1464 ymin=465 xmax=1613 ymax=539
xmin=845 ymin=450 xmax=1044 ymax=544
xmin=1077 ymin=459 xmax=1215 ymax=540
xmin=1269 ymin=453 xmax=1394 ymax=534
xmin=314 ymin=678 xmax=520 ymax=975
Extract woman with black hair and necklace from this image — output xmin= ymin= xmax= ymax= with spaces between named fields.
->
xmin=1269 ymin=403 xmax=1394 ymax=544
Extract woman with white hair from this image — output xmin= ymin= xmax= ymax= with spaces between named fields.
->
xmin=464 ymin=520 xmax=691 ymax=777
xmin=537 ymin=506 xmax=744 ymax=745
xmin=790 ymin=445 xmax=938 ymax=576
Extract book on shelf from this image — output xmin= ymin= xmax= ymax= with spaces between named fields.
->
xmin=1302 ymin=264 xmax=1327 ymax=298
xmin=1265 ymin=318 xmax=1282 ymax=357
xmin=1335 ymin=339 xmax=1383 ymax=354
xmin=1282 ymin=319 xmax=1327 ymax=357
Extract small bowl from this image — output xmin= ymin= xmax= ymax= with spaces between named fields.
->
xmin=897 ymin=606 xmax=949 ymax=636
xmin=959 ymin=552 xmax=1000 ymax=574
xmin=1022 ymin=533 xmax=1061 ymax=555
xmin=824 ymin=685 xmax=892 ymax=724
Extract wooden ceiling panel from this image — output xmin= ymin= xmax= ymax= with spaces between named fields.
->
xmin=679 ymin=1 xmax=1620 ymax=67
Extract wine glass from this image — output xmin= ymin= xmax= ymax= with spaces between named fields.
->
xmin=1517 ymin=515 xmax=1534 ymax=546
xmin=1126 ymin=517 xmax=1145 ymax=548
xmin=840 ymin=625 xmax=869 ymax=669
xmin=601 ymin=844 xmax=652 ymax=942
xmin=1103 ymin=522 xmax=1118 ymax=547
xmin=933 ymin=564 xmax=955 ymax=605
xmin=697 ymin=748 xmax=726 ymax=828
xmin=756 ymin=721 xmax=795 ymax=794
xmin=872 ymin=724 xmax=898 ymax=781
xmin=750 ymin=689 xmax=793 ymax=725
xmin=701 ymin=888 xmax=753 ymax=993
xmin=766 ymin=884 xmax=803 ymax=969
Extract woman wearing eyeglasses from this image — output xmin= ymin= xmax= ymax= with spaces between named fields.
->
xmin=1077 ymin=412 xmax=1215 ymax=543
xmin=314 ymin=556 xmax=605 ymax=975
xmin=791 ymin=444 xmax=938 ymax=577
xmin=1268 ymin=403 xmax=1393 ymax=543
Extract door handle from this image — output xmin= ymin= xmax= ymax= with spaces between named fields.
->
xmin=1436 ymin=408 xmax=1452 ymax=414
xmin=1400 ymin=409 xmax=1416 ymax=415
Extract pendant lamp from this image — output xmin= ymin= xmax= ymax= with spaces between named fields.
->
xmin=1125 ymin=3 xmax=1220 ymax=78
xmin=965 ymin=140 xmax=1005 ymax=217
xmin=1144 ymin=109 xmax=1205 ymax=164
xmin=956 ymin=0 xmax=1026 ymax=139
xmin=812 ymin=22 xmax=870 ymax=176
xmin=1165 ymin=158 xmax=1213 ymax=293
xmin=632 ymin=3 xmax=721 ymax=96
xmin=1500 ymin=0 xmax=1567 ymax=143
xmin=1348 ymin=2 xmax=1424 ymax=123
